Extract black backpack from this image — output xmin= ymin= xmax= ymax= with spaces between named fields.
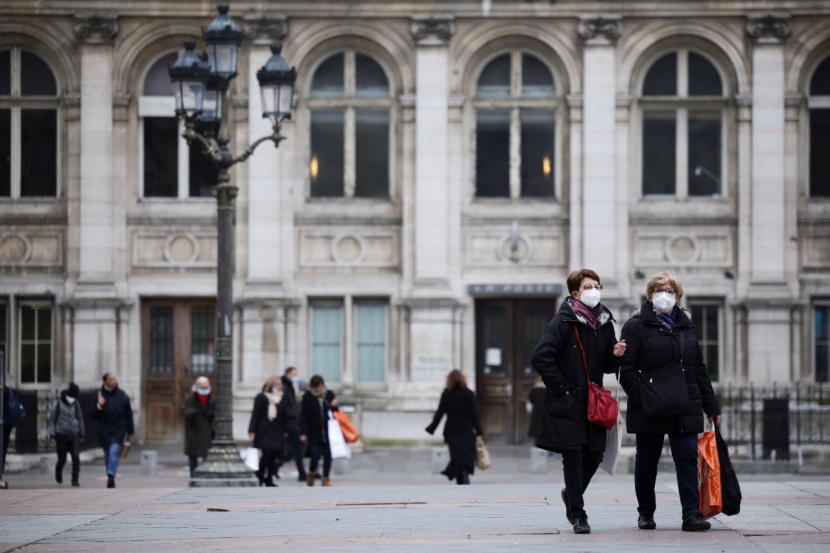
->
xmin=5 ymin=386 xmax=26 ymax=427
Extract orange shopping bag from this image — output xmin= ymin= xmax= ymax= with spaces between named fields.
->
xmin=698 ymin=423 xmax=722 ymax=518
xmin=333 ymin=410 xmax=360 ymax=443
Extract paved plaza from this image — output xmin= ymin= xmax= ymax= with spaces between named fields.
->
xmin=1 ymin=444 xmax=829 ymax=552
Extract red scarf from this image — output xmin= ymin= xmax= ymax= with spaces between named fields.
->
xmin=571 ymin=298 xmax=601 ymax=330
xmin=197 ymin=393 xmax=209 ymax=407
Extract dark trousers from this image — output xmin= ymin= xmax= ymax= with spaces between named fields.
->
xmin=258 ymin=448 xmax=280 ymax=482
xmin=1 ymin=425 xmax=11 ymax=476
xmin=561 ymin=442 xmax=603 ymax=520
xmin=287 ymin=429 xmax=306 ymax=477
xmin=55 ymin=434 xmax=81 ymax=483
xmin=635 ymin=432 xmax=700 ymax=519
xmin=308 ymin=440 xmax=332 ymax=478
xmin=188 ymin=455 xmax=200 ymax=478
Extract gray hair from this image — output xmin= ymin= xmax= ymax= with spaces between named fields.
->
xmin=192 ymin=376 xmax=210 ymax=392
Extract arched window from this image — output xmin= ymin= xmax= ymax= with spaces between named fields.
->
xmin=308 ymin=50 xmax=392 ymax=198
xmin=0 ymin=48 xmax=58 ymax=198
xmin=138 ymin=52 xmax=217 ymax=198
xmin=639 ymin=49 xmax=726 ymax=198
xmin=473 ymin=51 xmax=557 ymax=199
xmin=809 ymin=55 xmax=830 ymax=197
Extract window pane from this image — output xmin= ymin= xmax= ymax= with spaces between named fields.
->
xmin=20 ymin=305 xmax=35 ymax=341
xmin=0 ymin=303 xmax=6 ymax=367
xmin=21 ymin=344 xmax=35 ymax=383
xmin=21 ymin=51 xmax=56 ymax=96
xmin=355 ymin=53 xmax=389 ymax=98
xmin=37 ymin=343 xmax=51 ymax=383
xmin=480 ymin=305 xmax=508 ymax=375
xmin=477 ymin=54 xmax=511 ymax=98
xmin=150 ymin=306 xmax=174 ymax=374
xmin=143 ymin=117 xmax=178 ymax=197
xmin=189 ymin=140 xmax=219 ymax=197
xmin=356 ymin=303 xmax=386 ymax=382
xmin=144 ymin=53 xmax=178 ymax=96
xmin=0 ymin=109 xmax=9 ymax=196
xmin=643 ymin=53 xmax=677 ymax=96
xmin=20 ymin=109 xmax=57 ymax=196
xmin=0 ymin=50 xmax=9 ymax=95
xmin=810 ymin=109 xmax=830 ymax=197
xmin=310 ymin=110 xmax=345 ymax=197
xmin=310 ymin=53 xmax=344 ymax=98
xmin=642 ymin=111 xmax=676 ymax=195
xmin=521 ymin=306 xmax=550 ymax=377
xmin=692 ymin=304 xmax=720 ymax=381
xmin=355 ymin=110 xmax=389 ymax=198
xmin=312 ymin=305 xmax=341 ymax=383
xmin=191 ymin=306 xmax=215 ymax=374
xmin=810 ymin=57 xmax=830 ymax=95
xmin=37 ymin=307 xmax=51 ymax=339
xmin=521 ymin=54 xmax=554 ymax=98
xmin=520 ymin=109 xmax=555 ymax=198
xmin=688 ymin=52 xmax=722 ymax=97
xmin=688 ymin=111 xmax=722 ymax=196
xmin=816 ymin=306 xmax=829 ymax=383
xmin=476 ymin=110 xmax=510 ymax=197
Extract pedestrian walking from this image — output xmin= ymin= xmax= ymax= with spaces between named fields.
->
xmin=47 ymin=382 xmax=85 ymax=486
xmin=530 ymin=269 xmax=626 ymax=534
xmin=281 ymin=366 xmax=308 ymax=482
xmin=619 ymin=271 xmax=721 ymax=532
xmin=181 ymin=376 xmax=215 ymax=478
xmin=90 ymin=373 xmax=135 ymax=489
xmin=248 ymin=376 xmax=287 ymax=487
xmin=425 ymin=369 xmax=483 ymax=485
xmin=299 ymin=375 xmax=338 ymax=487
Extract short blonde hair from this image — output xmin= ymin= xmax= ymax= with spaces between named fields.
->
xmin=645 ymin=271 xmax=684 ymax=301
xmin=262 ymin=375 xmax=282 ymax=392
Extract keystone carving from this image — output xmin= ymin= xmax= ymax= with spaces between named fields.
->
xmin=74 ymin=14 xmax=119 ymax=44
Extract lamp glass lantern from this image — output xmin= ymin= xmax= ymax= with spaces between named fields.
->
xmin=203 ymin=5 xmax=244 ymax=80
xmin=169 ymin=42 xmax=210 ymax=119
xmin=257 ymin=46 xmax=297 ymax=125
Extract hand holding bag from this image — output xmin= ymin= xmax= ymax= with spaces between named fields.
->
xmin=574 ymin=324 xmax=619 ymax=430
xmin=327 ymin=413 xmax=351 ymax=459
xmin=475 ymin=435 xmax=491 ymax=470
xmin=698 ymin=422 xmax=723 ymax=518
xmin=637 ymin=335 xmax=690 ymax=417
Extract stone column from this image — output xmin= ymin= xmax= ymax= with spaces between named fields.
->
xmin=577 ymin=18 xmax=621 ymax=281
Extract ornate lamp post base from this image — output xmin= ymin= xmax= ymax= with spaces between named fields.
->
xmin=190 ymin=441 xmax=257 ymax=487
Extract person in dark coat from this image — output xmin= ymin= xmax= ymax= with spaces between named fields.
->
xmin=47 ymin=382 xmax=85 ymax=486
xmin=620 ymin=271 xmax=721 ymax=533
xmin=530 ymin=269 xmax=627 ymax=534
xmin=425 ymin=369 xmax=483 ymax=485
xmin=90 ymin=373 xmax=135 ymax=489
xmin=248 ymin=375 xmax=288 ymax=486
xmin=181 ymin=376 xmax=215 ymax=478
xmin=281 ymin=366 xmax=307 ymax=482
xmin=299 ymin=374 xmax=338 ymax=487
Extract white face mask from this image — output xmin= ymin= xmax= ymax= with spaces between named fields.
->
xmin=271 ymin=387 xmax=280 ymax=394
xmin=579 ymin=288 xmax=601 ymax=309
xmin=652 ymin=291 xmax=676 ymax=314
xmin=66 ymin=397 xmax=76 ymax=405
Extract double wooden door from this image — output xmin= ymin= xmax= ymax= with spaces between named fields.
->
xmin=142 ymin=299 xmax=216 ymax=444
xmin=475 ymin=298 xmax=557 ymax=444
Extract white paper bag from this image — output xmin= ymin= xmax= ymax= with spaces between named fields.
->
xmin=328 ymin=417 xmax=351 ymax=459
xmin=240 ymin=447 xmax=260 ymax=471
xmin=600 ymin=413 xmax=624 ymax=476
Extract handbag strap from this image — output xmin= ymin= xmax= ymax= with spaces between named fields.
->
xmin=572 ymin=323 xmax=592 ymax=386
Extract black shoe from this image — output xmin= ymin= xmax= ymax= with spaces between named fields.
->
xmin=638 ymin=514 xmax=656 ymax=530
xmin=682 ymin=512 xmax=711 ymax=532
xmin=107 ymin=476 xmax=115 ymax=489
xmin=263 ymin=480 xmax=277 ymax=487
xmin=298 ymin=474 xmax=307 ymax=482
xmin=71 ymin=480 xmax=80 ymax=487
xmin=55 ymin=469 xmax=63 ymax=485
xmin=561 ymin=488 xmax=576 ymax=524
xmin=573 ymin=515 xmax=591 ymax=534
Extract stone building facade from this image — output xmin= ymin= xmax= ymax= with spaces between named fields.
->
xmin=1 ymin=1 xmax=829 ymax=445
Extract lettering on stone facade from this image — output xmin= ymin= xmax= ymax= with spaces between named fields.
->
xmin=411 ymin=355 xmax=451 ymax=381
xmin=467 ymin=283 xmax=563 ymax=296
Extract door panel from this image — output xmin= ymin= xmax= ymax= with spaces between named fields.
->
xmin=142 ymin=299 xmax=216 ymax=444
xmin=475 ymin=298 xmax=557 ymax=444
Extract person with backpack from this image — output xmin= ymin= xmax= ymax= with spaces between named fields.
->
xmin=47 ymin=382 xmax=85 ymax=486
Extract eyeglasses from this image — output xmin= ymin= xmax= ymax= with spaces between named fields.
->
xmin=582 ymin=284 xmax=602 ymax=291
xmin=654 ymin=287 xmax=676 ymax=296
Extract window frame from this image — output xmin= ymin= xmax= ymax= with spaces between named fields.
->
xmin=814 ymin=300 xmax=830 ymax=383
xmin=687 ymin=298 xmax=724 ymax=383
xmin=354 ymin=301 xmax=388 ymax=383
xmin=17 ymin=298 xmax=54 ymax=386
xmin=0 ymin=47 xmax=60 ymax=200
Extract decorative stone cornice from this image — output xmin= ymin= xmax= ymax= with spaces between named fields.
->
xmin=410 ymin=15 xmax=455 ymax=46
xmin=745 ymin=14 xmax=791 ymax=42
xmin=242 ymin=15 xmax=288 ymax=45
xmin=73 ymin=14 xmax=119 ymax=44
xmin=577 ymin=17 xmax=622 ymax=44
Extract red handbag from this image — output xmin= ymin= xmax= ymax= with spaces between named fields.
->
xmin=574 ymin=324 xmax=618 ymax=430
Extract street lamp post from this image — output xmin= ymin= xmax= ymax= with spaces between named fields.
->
xmin=169 ymin=5 xmax=296 ymax=487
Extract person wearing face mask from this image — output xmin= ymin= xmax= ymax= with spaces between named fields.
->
xmin=90 ymin=373 xmax=135 ymax=488
xmin=299 ymin=375 xmax=338 ymax=487
xmin=47 ymin=382 xmax=85 ymax=486
xmin=619 ymin=271 xmax=721 ymax=533
xmin=280 ymin=366 xmax=308 ymax=482
xmin=530 ymin=269 xmax=627 ymax=534
xmin=248 ymin=375 xmax=288 ymax=486
xmin=181 ymin=376 xmax=215 ymax=478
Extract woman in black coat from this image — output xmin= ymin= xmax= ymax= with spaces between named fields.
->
xmin=248 ymin=375 xmax=287 ymax=487
xmin=619 ymin=271 xmax=721 ymax=533
xmin=530 ymin=269 xmax=626 ymax=534
xmin=299 ymin=374 xmax=338 ymax=487
xmin=181 ymin=376 xmax=215 ymax=477
xmin=425 ymin=369 xmax=482 ymax=485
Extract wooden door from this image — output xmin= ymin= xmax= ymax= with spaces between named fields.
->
xmin=142 ymin=299 xmax=216 ymax=444
xmin=475 ymin=299 xmax=557 ymax=444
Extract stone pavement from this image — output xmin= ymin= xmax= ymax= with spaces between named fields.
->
xmin=1 ymin=443 xmax=829 ymax=552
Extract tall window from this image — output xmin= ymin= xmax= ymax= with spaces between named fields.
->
xmin=640 ymin=50 xmax=726 ymax=198
xmin=311 ymin=303 xmax=342 ymax=383
xmin=474 ymin=52 xmax=557 ymax=199
xmin=139 ymin=52 xmax=217 ymax=198
xmin=809 ymin=56 xmax=830 ymax=197
xmin=308 ymin=51 xmax=391 ymax=198
xmin=19 ymin=301 xmax=52 ymax=384
xmin=816 ymin=303 xmax=829 ymax=383
xmin=689 ymin=301 xmax=721 ymax=382
xmin=356 ymin=302 xmax=386 ymax=382
xmin=0 ymin=300 xmax=7 ymax=374
xmin=0 ymin=48 xmax=58 ymax=198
